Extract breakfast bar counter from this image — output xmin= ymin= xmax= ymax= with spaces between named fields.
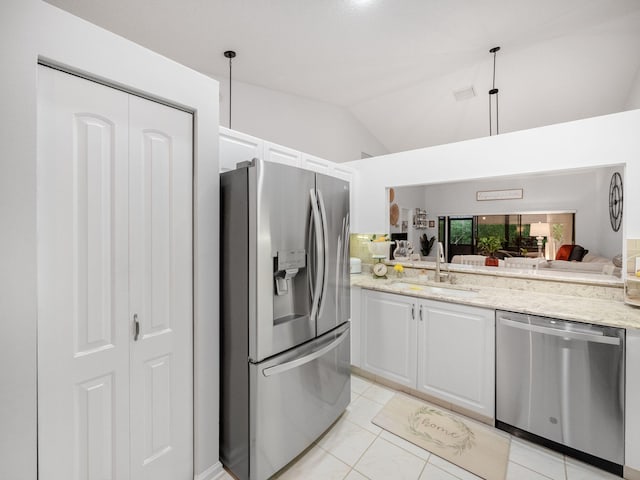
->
xmin=351 ymin=271 xmax=640 ymax=330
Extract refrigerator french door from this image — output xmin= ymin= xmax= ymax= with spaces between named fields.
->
xmin=220 ymin=158 xmax=351 ymax=480
xmin=315 ymin=173 xmax=351 ymax=337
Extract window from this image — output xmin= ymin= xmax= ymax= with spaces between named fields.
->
xmin=440 ymin=213 xmax=575 ymax=260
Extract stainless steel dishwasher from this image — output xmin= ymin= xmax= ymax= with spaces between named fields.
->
xmin=496 ymin=310 xmax=625 ymax=475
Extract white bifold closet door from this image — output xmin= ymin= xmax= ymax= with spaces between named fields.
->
xmin=37 ymin=65 xmax=193 ymax=480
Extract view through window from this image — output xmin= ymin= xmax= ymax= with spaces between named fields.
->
xmin=439 ymin=213 xmax=575 ymax=261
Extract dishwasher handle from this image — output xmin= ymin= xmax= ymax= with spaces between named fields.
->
xmin=498 ymin=317 xmax=621 ymax=345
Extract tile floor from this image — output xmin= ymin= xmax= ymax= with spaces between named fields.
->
xmin=221 ymin=374 xmax=620 ymax=480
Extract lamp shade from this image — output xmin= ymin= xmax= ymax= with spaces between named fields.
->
xmin=530 ymin=222 xmax=549 ymax=237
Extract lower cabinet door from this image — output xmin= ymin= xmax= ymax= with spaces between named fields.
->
xmin=361 ymin=290 xmax=417 ymax=387
xmin=417 ymin=300 xmax=495 ymax=418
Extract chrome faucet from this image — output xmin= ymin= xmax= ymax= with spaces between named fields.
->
xmin=435 ymin=242 xmax=450 ymax=283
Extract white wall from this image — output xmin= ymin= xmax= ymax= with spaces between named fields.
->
xmin=216 ymin=75 xmax=388 ymax=163
xmin=0 ymin=2 xmax=220 ymax=479
xmin=346 ymin=110 xmax=640 ymax=248
xmin=393 ymin=166 xmax=624 ymax=259
xmin=0 ymin=1 xmax=39 ymax=476
xmin=626 ymin=66 xmax=640 ymax=110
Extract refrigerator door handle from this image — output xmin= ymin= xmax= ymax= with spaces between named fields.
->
xmin=262 ymin=327 xmax=349 ymax=377
xmin=344 ymin=213 xmax=350 ymax=269
xmin=317 ymin=189 xmax=330 ymax=318
xmin=309 ymin=188 xmax=324 ymax=322
xmin=336 ymin=231 xmax=342 ymax=305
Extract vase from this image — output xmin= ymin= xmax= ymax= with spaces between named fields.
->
xmin=485 ymin=257 xmax=499 ymax=267
xmin=393 ymin=240 xmax=413 ymax=260
xmin=368 ymin=241 xmax=391 ymax=257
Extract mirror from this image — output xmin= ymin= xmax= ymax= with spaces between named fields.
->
xmin=441 ymin=212 xmax=575 ymax=261
xmin=387 ymin=165 xmax=624 ymax=276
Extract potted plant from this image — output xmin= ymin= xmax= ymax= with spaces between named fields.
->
xmin=420 ymin=234 xmax=436 ymax=257
xmin=477 ymin=236 xmax=502 ymax=266
xmin=551 ymin=223 xmax=564 ymax=258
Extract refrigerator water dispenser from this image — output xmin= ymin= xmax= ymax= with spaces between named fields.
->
xmin=274 ymin=249 xmax=306 ymax=295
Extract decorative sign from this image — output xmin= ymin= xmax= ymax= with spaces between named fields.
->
xmin=476 ymin=189 xmax=523 ymax=201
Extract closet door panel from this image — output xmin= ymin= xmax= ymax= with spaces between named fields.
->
xmin=37 ymin=66 xmax=131 ymax=480
xmin=128 ymin=96 xmax=193 ymax=480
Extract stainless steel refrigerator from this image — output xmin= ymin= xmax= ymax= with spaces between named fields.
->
xmin=220 ymin=158 xmax=351 ymax=480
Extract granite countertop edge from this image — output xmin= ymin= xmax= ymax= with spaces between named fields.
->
xmin=351 ymin=274 xmax=640 ymax=330
xmin=386 ymin=260 xmax=623 ymax=287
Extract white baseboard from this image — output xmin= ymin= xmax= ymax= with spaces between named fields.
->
xmin=625 ymin=465 xmax=640 ymax=480
xmin=194 ymin=462 xmax=225 ymax=480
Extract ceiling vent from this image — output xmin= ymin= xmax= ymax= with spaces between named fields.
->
xmin=453 ymin=86 xmax=476 ymax=101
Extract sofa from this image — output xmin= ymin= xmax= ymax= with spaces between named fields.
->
xmin=537 ymin=245 xmax=621 ymax=276
xmin=451 ymin=247 xmax=621 ymax=276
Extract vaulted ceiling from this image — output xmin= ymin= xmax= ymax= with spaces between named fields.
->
xmin=45 ymin=0 xmax=640 ymax=154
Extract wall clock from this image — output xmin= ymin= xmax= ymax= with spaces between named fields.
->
xmin=609 ymin=172 xmax=623 ymax=232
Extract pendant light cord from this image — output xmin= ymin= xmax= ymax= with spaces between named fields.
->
xmin=224 ymin=50 xmax=236 ymax=129
xmin=492 ymin=49 xmax=497 ymax=90
xmin=495 ymin=90 xmax=499 ymax=134
xmin=489 ymin=90 xmax=493 ymax=136
xmin=489 ymin=46 xmax=500 ymax=136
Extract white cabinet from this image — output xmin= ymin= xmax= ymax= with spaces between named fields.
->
xmin=417 ymin=300 xmax=495 ymax=417
xmin=263 ymin=140 xmax=302 ymax=168
xmin=626 ymin=329 xmax=640 ymax=470
xmin=219 ymin=127 xmax=354 ymax=183
xmin=37 ymin=66 xmax=193 ymax=480
xmin=350 ymin=285 xmax=362 ymax=367
xmin=361 ymin=290 xmax=417 ymax=387
xmin=330 ymin=164 xmax=355 ymax=183
xmin=301 ymin=152 xmax=332 ymax=174
xmin=301 ymin=152 xmax=356 ymax=183
xmin=360 ymin=289 xmax=495 ymax=417
xmin=219 ymin=126 xmax=263 ymax=172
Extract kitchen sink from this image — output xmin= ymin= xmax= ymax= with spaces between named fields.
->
xmin=392 ymin=282 xmax=479 ymax=299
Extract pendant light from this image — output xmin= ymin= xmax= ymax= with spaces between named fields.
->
xmin=488 ymin=46 xmax=500 ymax=136
xmin=224 ymin=50 xmax=236 ymax=129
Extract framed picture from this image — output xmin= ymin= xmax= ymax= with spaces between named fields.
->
xmin=476 ymin=188 xmax=523 ymax=201
xmin=428 ymin=220 xmax=435 ymax=228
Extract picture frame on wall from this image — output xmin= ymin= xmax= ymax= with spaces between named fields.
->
xmin=476 ymin=188 xmax=523 ymax=201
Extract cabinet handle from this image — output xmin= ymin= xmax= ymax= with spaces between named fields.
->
xmin=133 ymin=314 xmax=140 ymax=341
xmin=419 ymin=305 xmax=423 ymax=321
xmin=411 ymin=305 xmax=415 ymax=320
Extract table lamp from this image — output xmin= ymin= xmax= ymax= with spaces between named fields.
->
xmin=530 ymin=222 xmax=549 ymax=258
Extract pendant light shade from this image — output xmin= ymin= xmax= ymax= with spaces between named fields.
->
xmin=224 ymin=50 xmax=236 ymax=129
xmin=488 ymin=46 xmax=500 ymax=136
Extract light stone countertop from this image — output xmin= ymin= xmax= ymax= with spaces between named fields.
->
xmin=351 ymin=273 xmax=640 ymax=330
xmin=387 ymin=259 xmax=623 ymax=287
